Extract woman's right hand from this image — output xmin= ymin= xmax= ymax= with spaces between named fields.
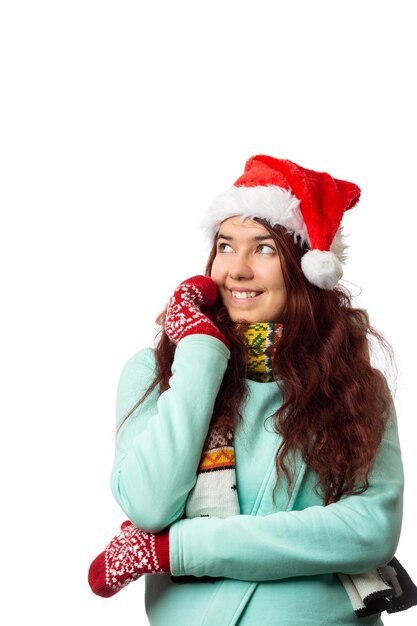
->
xmin=164 ymin=275 xmax=229 ymax=348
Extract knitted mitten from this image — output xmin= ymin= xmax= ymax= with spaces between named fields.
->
xmin=164 ymin=275 xmax=229 ymax=348
xmin=88 ymin=521 xmax=170 ymax=598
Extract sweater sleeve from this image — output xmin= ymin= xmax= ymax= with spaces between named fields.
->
xmin=170 ymin=405 xmax=404 ymax=580
xmin=110 ymin=334 xmax=230 ymax=533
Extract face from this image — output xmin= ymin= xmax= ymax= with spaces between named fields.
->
xmin=210 ymin=217 xmax=287 ymax=323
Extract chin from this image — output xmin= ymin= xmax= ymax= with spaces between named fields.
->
xmin=227 ymin=310 xmax=258 ymax=324
xmin=227 ymin=309 xmax=283 ymax=324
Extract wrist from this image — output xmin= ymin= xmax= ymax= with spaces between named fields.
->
xmin=154 ymin=528 xmax=170 ymax=572
xmin=192 ymin=326 xmax=230 ymax=350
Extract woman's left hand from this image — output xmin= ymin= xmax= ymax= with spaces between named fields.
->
xmin=88 ymin=521 xmax=170 ymax=598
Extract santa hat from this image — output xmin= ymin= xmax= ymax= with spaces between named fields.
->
xmin=201 ymin=154 xmax=361 ymax=290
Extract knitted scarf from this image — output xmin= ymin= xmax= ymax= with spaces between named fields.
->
xmin=179 ymin=322 xmax=417 ymax=617
xmin=185 ymin=322 xmax=283 ymax=520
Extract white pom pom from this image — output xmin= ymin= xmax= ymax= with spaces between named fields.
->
xmin=301 ymin=250 xmax=343 ymax=290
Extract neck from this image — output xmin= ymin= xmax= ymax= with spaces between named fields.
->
xmin=242 ymin=322 xmax=283 ymax=382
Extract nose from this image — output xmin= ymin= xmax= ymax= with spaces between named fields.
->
xmin=228 ymin=253 xmax=254 ymax=280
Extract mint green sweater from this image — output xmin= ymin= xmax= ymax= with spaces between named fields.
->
xmin=111 ymin=335 xmax=403 ymax=625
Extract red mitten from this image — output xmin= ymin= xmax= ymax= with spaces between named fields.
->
xmin=164 ymin=275 xmax=229 ymax=348
xmin=88 ymin=521 xmax=170 ymax=598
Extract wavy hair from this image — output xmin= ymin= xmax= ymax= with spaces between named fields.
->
xmin=120 ymin=220 xmax=394 ymax=504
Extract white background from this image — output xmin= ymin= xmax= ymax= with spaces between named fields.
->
xmin=1 ymin=1 xmax=416 ymax=624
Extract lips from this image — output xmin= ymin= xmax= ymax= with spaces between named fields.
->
xmin=231 ymin=290 xmax=261 ymax=299
xmin=227 ymin=288 xmax=263 ymax=303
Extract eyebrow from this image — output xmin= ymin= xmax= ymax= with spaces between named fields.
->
xmin=217 ymin=233 xmax=275 ymax=242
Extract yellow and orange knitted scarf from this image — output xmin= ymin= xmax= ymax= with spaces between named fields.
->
xmin=185 ymin=322 xmax=282 ymax=519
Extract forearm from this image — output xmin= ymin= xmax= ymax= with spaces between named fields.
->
xmin=170 ymin=492 xmax=402 ymax=581
xmin=170 ymin=410 xmax=404 ymax=580
xmin=111 ymin=335 xmax=230 ymax=532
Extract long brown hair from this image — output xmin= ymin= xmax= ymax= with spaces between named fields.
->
xmin=120 ymin=220 xmax=394 ymax=504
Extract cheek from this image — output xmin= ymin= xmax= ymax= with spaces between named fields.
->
xmin=275 ymin=276 xmax=288 ymax=310
xmin=270 ymin=261 xmax=286 ymax=291
xmin=262 ymin=265 xmax=287 ymax=302
xmin=275 ymin=280 xmax=287 ymax=303
xmin=274 ymin=274 xmax=286 ymax=293
xmin=210 ymin=257 xmax=225 ymax=284
xmin=258 ymin=261 xmax=285 ymax=288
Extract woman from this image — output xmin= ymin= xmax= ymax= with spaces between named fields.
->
xmin=88 ymin=155 xmax=415 ymax=625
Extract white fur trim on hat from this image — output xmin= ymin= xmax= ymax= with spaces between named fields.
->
xmin=301 ymin=250 xmax=343 ymax=290
xmin=329 ymin=226 xmax=348 ymax=263
xmin=201 ymin=185 xmax=310 ymax=245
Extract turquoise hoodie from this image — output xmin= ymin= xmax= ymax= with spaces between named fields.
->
xmin=111 ymin=335 xmax=403 ymax=625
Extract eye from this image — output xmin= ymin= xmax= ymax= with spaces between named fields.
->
xmin=257 ymin=243 xmax=275 ymax=254
xmin=217 ymin=242 xmax=233 ymax=253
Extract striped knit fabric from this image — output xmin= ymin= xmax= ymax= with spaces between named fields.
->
xmin=185 ymin=322 xmax=282 ymax=519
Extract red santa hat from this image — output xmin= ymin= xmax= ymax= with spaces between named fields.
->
xmin=201 ymin=154 xmax=361 ymax=290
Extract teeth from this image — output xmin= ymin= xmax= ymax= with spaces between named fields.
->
xmin=232 ymin=291 xmax=259 ymax=299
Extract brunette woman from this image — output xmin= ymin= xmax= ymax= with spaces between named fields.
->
xmin=88 ymin=155 xmax=416 ymax=625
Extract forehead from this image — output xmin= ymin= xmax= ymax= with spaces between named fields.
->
xmin=217 ymin=216 xmax=271 ymax=238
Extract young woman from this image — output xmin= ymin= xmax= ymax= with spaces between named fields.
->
xmin=88 ymin=155 xmax=415 ymax=625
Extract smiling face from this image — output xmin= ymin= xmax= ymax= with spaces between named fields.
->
xmin=210 ymin=217 xmax=287 ymax=323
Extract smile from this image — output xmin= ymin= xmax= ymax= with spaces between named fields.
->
xmin=230 ymin=290 xmax=262 ymax=301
